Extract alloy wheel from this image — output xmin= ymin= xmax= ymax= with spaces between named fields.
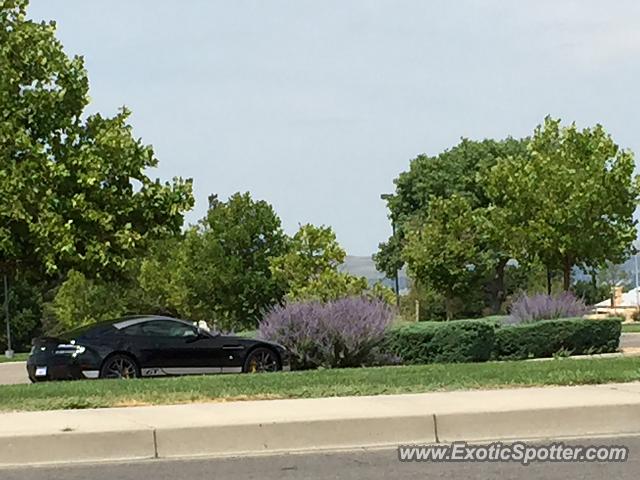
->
xmin=247 ymin=349 xmax=279 ymax=373
xmin=103 ymin=356 xmax=137 ymax=379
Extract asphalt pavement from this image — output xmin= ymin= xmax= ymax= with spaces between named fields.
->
xmin=621 ymin=332 xmax=640 ymax=349
xmin=2 ymin=436 xmax=640 ymax=480
xmin=0 ymin=362 xmax=28 ymax=385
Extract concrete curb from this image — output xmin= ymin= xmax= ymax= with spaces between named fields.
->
xmin=2 ymin=382 xmax=640 ymax=467
xmin=1 ymin=430 xmax=156 ymax=466
xmin=435 ymin=403 xmax=640 ymax=442
xmin=155 ymin=415 xmax=435 ymax=459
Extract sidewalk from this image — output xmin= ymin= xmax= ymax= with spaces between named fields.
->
xmin=0 ymin=362 xmax=29 ymax=385
xmin=2 ymin=382 xmax=640 ymax=467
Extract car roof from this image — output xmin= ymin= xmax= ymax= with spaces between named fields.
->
xmin=112 ymin=315 xmax=194 ymax=330
xmin=60 ymin=315 xmax=196 ymax=340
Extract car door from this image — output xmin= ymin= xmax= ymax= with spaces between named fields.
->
xmin=215 ymin=335 xmax=249 ymax=373
xmin=139 ymin=320 xmax=225 ymax=375
xmin=177 ymin=329 xmax=232 ymax=372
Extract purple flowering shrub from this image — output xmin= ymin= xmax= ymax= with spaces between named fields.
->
xmin=258 ymin=296 xmax=395 ymax=369
xmin=508 ymin=292 xmax=589 ymax=324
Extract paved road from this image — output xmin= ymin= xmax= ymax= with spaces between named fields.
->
xmin=621 ymin=332 xmax=640 ymax=349
xmin=0 ymin=362 xmax=28 ymax=385
xmin=2 ymin=436 xmax=640 ymax=480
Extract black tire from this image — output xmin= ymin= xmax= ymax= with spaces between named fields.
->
xmin=100 ymin=354 xmax=140 ymax=379
xmin=243 ymin=347 xmax=280 ymax=373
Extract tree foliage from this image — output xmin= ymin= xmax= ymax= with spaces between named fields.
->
xmin=46 ymin=270 xmax=130 ymax=334
xmin=402 ymin=196 xmax=485 ymax=320
xmin=174 ymin=193 xmax=288 ymax=330
xmin=270 ymin=224 xmax=370 ymax=302
xmin=47 ymin=193 xmax=290 ymax=333
xmin=0 ymin=0 xmax=193 ymax=278
xmin=0 ymin=272 xmax=44 ymax=350
xmin=382 ymin=118 xmax=638 ymax=318
xmin=485 ymin=117 xmax=639 ymax=290
xmin=377 ymin=138 xmax=529 ymax=316
xmin=133 ymin=237 xmax=187 ymax=317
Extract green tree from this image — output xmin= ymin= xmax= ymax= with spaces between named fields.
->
xmin=46 ymin=270 xmax=129 ymax=334
xmin=174 ymin=193 xmax=288 ymax=331
xmin=270 ymin=224 xmax=372 ymax=302
xmin=134 ymin=237 xmax=187 ymax=317
xmin=44 ymin=238 xmax=185 ymax=334
xmin=572 ymin=279 xmax=611 ymax=307
xmin=485 ymin=117 xmax=639 ymax=291
xmin=376 ymin=137 xmax=528 ymax=313
xmin=400 ymin=279 xmax=447 ymax=321
xmin=598 ymin=261 xmax=632 ymax=292
xmin=402 ymin=196 xmax=485 ymax=320
xmin=0 ymin=273 xmax=44 ymax=350
xmin=0 ymin=0 xmax=193 ymax=279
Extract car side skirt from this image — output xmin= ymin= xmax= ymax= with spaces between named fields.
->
xmin=140 ymin=366 xmax=243 ymax=377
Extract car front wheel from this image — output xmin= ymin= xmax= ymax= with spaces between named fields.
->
xmin=243 ymin=348 xmax=280 ymax=373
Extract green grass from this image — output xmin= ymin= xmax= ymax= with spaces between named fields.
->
xmin=622 ymin=323 xmax=640 ymax=333
xmin=0 ymin=353 xmax=28 ymax=364
xmin=1 ymin=356 xmax=639 ymax=412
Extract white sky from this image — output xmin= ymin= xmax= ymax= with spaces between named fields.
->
xmin=28 ymin=0 xmax=640 ymax=255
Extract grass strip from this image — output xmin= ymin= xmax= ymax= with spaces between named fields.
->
xmin=1 ymin=356 xmax=639 ymax=412
xmin=0 ymin=353 xmax=28 ymax=364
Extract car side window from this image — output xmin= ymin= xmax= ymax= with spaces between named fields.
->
xmin=140 ymin=320 xmax=197 ymax=338
xmin=121 ymin=324 xmax=144 ymax=336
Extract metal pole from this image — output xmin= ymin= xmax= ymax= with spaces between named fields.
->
xmin=4 ymin=274 xmax=12 ymax=358
xmin=392 ymin=220 xmax=400 ymax=309
xmin=635 ymin=253 xmax=639 ymax=312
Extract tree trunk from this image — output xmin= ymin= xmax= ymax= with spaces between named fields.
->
xmin=546 ymin=269 xmax=552 ymax=295
xmin=489 ymin=258 xmax=508 ymax=314
xmin=444 ymin=297 xmax=453 ymax=321
xmin=563 ymin=256 xmax=572 ymax=291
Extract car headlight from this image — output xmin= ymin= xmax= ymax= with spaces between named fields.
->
xmin=54 ymin=344 xmax=86 ymax=357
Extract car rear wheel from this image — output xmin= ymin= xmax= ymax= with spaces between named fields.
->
xmin=243 ymin=348 xmax=280 ymax=373
xmin=100 ymin=354 xmax=140 ymax=379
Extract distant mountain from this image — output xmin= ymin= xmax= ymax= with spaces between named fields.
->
xmin=574 ymin=257 xmax=638 ymax=285
xmin=340 ymin=255 xmax=409 ymax=290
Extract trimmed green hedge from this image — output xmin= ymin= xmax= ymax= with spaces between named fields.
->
xmin=492 ymin=317 xmax=621 ymax=360
xmin=384 ymin=320 xmax=495 ymax=364
xmin=384 ymin=317 xmax=622 ymax=364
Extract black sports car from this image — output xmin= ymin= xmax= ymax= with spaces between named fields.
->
xmin=26 ymin=315 xmax=290 ymax=382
